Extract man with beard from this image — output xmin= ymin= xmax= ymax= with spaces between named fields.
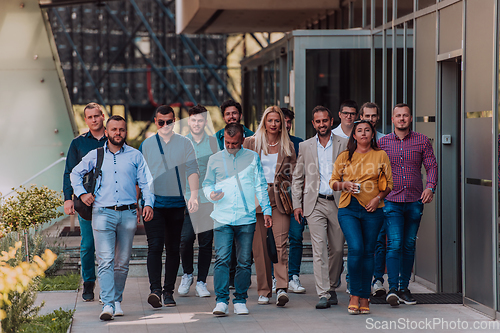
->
xmin=63 ymin=102 xmax=107 ymax=302
xmin=139 ymin=105 xmax=199 ymax=308
xmin=378 ymin=104 xmax=437 ymax=306
xmin=71 ymin=115 xmax=154 ymax=320
xmin=215 ymin=100 xmax=254 ymax=150
xmin=291 ymin=106 xmax=348 ymax=309
xmin=178 ymin=105 xmax=218 ymax=297
xmin=332 ymin=100 xmax=358 ymax=139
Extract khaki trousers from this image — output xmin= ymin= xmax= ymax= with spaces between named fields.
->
xmin=307 ymin=197 xmax=345 ymax=299
xmin=254 ymin=186 xmax=290 ymax=297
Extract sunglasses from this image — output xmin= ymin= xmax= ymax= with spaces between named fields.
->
xmin=158 ymin=119 xmax=174 ymax=127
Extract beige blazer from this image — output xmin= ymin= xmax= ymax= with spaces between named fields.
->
xmin=291 ymin=134 xmax=348 ymax=217
xmin=243 ymin=136 xmax=296 ymax=215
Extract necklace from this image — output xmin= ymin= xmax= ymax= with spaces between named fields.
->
xmin=268 ymin=140 xmax=280 ymax=147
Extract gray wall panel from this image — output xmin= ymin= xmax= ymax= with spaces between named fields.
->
xmin=439 ymin=2 xmax=463 ymax=54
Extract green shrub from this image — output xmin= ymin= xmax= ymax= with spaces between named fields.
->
xmin=38 ymin=273 xmax=81 ymax=291
xmin=1 ymin=283 xmax=43 ymax=333
xmin=18 ymin=308 xmax=75 ymax=333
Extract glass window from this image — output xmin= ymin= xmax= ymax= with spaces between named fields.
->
xmin=418 ymin=0 xmax=436 ymax=11
xmin=375 ymin=0 xmax=384 ymax=27
xmin=397 ymin=0 xmax=414 ymax=18
xmin=365 ymin=0 xmax=372 ymax=28
xmin=353 ymin=0 xmax=363 ymax=28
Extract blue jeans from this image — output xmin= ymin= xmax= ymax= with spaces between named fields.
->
xmin=288 ymin=214 xmax=305 ymax=280
xmin=79 ymin=215 xmax=96 ymax=283
xmin=213 ymin=222 xmax=255 ymax=305
xmin=373 ymin=221 xmax=387 ymax=283
xmin=92 ymin=207 xmax=137 ymax=309
xmin=384 ymin=200 xmax=424 ymax=290
xmin=338 ymin=198 xmax=384 ymax=299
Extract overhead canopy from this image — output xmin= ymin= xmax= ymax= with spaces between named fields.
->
xmin=176 ymin=0 xmax=340 ymax=34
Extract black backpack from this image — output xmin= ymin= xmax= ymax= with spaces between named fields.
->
xmin=74 ymin=147 xmax=104 ymax=221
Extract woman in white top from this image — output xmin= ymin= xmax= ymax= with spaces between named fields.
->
xmin=243 ymin=106 xmax=296 ymax=307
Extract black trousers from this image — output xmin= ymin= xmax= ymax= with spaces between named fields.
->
xmin=144 ymin=207 xmax=185 ymax=293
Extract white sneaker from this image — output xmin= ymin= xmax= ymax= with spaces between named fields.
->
xmin=195 ymin=281 xmax=211 ymax=297
xmin=288 ymin=275 xmax=306 ymax=293
xmin=99 ymin=305 xmax=114 ymax=321
xmin=258 ymin=295 xmax=270 ymax=304
xmin=372 ymin=280 xmax=386 ymax=297
xmin=272 ymin=277 xmax=277 ymax=293
xmin=212 ymin=302 xmax=228 ymax=316
xmin=114 ymin=302 xmax=124 ymax=316
xmin=233 ymin=303 xmax=249 ymax=315
xmin=276 ymin=289 xmax=289 ymax=307
xmin=178 ymin=273 xmax=193 ymax=296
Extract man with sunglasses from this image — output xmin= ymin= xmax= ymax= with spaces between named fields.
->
xmin=332 ymin=100 xmax=359 ymax=139
xmin=139 ymin=105 xmax=199 ymax=308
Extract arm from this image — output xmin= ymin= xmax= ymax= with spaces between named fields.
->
xmin=365 ymin=153 xmax=393 ymax=212
xmin=202 ymin=156 xmax=224 ymax=202
xmin=184 ymin=140 xmax=199 ymax=212
xmin=63 ymin=140 xmax=79 ymax=214
xmin=291 ymin=144 xmax=305 ymax=222
xmin=136 ymin=154 xmax=154 ymax=221
xmin=329 ymin=153 xmax=355 ymax=192
xmin=421 ymin=138 xmax=438 ymax=203
xmin=254 ymin=154 xmax=272 ymax=226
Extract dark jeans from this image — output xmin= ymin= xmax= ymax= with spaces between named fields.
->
xmin=79 ymin=215 xmax=96 ymax=282
xmin=373 ymin=221 xmax=387 ymax=283
xmin=384 ymin=200 xmax=424 ymax=290
xmin=288 ymin=213 xmax=305 ymax=279
xmin=180 ymin=207 xmax=214 ymax=283
xmin=338 ymin=198 xmax=384 ymax=299
xmin=144 ymin=207 xmax=185 ymax=293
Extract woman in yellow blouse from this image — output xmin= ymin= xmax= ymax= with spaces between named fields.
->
xmin=329 ymin=120 xmax=392 ymax=315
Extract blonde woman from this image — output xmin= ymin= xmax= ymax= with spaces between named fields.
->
xmin=243 ymin=106 xmax=296 ymax=307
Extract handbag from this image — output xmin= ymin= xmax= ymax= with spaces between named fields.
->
xmin=276 ymin=174 xmax=293 ymax=215
xmin=74 ymin=147 xmax=104 ymax=221
xmin=266 ymin=227 xmax=278 ymax=264
xmin=378 ymin=171 xmax=387 ymax=192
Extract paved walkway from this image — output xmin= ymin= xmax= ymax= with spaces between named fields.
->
xmin=38 ymin=274 xmax=499 ymax=333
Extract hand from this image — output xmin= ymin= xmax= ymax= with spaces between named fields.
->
xmin=80 ymin=193 xmax=95 ymax=207
xmin=421 ymin=188 xmax=434 ymax=204
xmin=210 ymin=191 xmax=224 ymax=201
xmin=264 ymin=215 xmax=273 ymax=228
xmin=64 ymin=200 xmax=75 ymax=215
xmin=188 ymin=197 xmax=199 ymax=213
xmin=294 ymin=208 xmax=303 ymax=224
xmin=365 ymin=196 xmax=380 ymax=213
xmin=342 ymin=181 xmax=358 ymax=194
xmin=136 ymin=206 xmax=143 ymax=224
xmin=143 ymin=206 xmax=154 ymax=222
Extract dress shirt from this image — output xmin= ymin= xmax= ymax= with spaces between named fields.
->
xmin=185 ymin=132 xmax=217 ymax=203
xmin=317 ymin=133 xmax=334 ymax=196
xmin=332 ymin=124 xmax=350 ymax=139
xmin=378 ymin=131 xmax=438 ymax=203
xmin=63 ymin=131 xmax=107 ymax=201
xmin=203 ymin=148 xmax=272 ymax=225
xmin=70 ymin=143 xmax=154 ymax=208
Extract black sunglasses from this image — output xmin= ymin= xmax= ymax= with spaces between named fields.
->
xmin=158 ymin=119 xmax=174 ymax=127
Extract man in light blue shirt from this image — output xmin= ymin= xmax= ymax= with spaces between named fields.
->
xmin=203 ymin=123 xmax=272 ymax=316
xmin=71 ymin=115 xmax=154 ymax=321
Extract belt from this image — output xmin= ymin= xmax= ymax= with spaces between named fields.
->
xmin=318 ymin=194 xmax=335 ymax=201
xmin=104 ymin=204 xmax=137 ymax=211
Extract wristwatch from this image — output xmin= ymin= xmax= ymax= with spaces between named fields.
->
xmin=427 ymin=187 xmax=435 ymax=194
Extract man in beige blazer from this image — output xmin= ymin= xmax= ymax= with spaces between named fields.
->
xmin=292 ymin=105 xmax=348 ymax=309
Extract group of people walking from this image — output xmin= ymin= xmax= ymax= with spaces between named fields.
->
xmin=63 ymin=98 xmax=437 ymax=320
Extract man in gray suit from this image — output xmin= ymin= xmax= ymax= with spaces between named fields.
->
xmin=292 ymin=105 xmax=348 ymax=309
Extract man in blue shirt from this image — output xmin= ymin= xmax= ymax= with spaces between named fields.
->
xmin=139 ymin=105 xmax=199 ymax=308
xmin=63 ymin=102 xmax=107 ymax=302
xmin=70 ymin=115 xmax=154 ymax=321
xmin=178 ymin=105 xmax=219 ymax=298
xmin=203 ymin=123 xmax=272 ymax=316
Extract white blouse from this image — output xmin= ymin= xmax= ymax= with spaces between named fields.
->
xmin=260 ymin=151 xmax=278 ymax=184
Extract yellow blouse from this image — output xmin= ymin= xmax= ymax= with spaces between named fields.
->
xmin=329 ymin=149 xmax=393 ymax=209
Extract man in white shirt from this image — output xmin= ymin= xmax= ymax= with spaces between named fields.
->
xmin=332 ymin=100 xmax=358 ymax=139
xmin=359 ymin=102 xmax=385 ymax=141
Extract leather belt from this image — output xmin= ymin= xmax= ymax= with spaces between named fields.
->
xmin=318 ymin=194 xmax=335 ymax=201
xmin=104 ymin=204 xmax=137 ymax=211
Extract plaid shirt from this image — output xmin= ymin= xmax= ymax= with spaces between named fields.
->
xmin=378 ymin=131 xmax=438 ymax=203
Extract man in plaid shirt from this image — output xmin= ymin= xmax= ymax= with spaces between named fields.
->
xmin=378 ymin=103 xmax=438 ymax=307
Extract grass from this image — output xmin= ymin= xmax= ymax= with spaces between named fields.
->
xmin=38 ymin=273 xmax=81 ymax=291
xmin=18 ymin=308 xmax=75 ymax=333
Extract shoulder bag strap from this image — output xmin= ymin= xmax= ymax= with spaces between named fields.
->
xmin=90 ymin=147 xmax=104 ymax=194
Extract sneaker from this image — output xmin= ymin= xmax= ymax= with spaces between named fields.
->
xmin=272 ymin=277 xmax=277 ymax=293
xmin=178 ymin=273 xmax=193 ymax=296
xmin=258 ymin=295 xmax=270 ymax=305
xmin=398 ymin=289 xmax=417 ymax=305
xmin=276 ymin=289 xmax=289 ymax=307
xmin=213 ymin=302 xmax=229 ymax=316
xmin=315 ymin=297 xmax=331 ymax=309
xmin=114 ymin=302 xmax=124 ymax=316
xmin=328 ymin=290 xmax=338 ymax=305
xmin=195 ymin=281 xmax=211 ymax=297
xmin=234 ymin=303 xmax=249 ymax=315
xmin=147 ymin=289 xmax=162 ymax=308
xmin=386 ymin=288 xmax=400 ymax=307
xmin=288 ymin=275 xmax=306 ymax=293
xmin=82 ymin=281 xmax=95 ymax=302
xmin=163 ymin=291 xmax=176 ymax=307
xmin=99 ymin=305 xmax=114 ymax=321
xmin=372 ymin=280 xmax=386 ymax=297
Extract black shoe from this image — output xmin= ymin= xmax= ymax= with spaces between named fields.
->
xmin=148 ymin=289 xmax=162 ymax=308
xmin=398 ymin=289 xmax=417 ymax=305
xmin=328 ymin=291 xmax=338 ymax=305
xmin=386 ymin=288 xmax=400 ymax=307
xmin=316 ymin=297 xmax=331 ymax=309
xmin=82 ymin=281 xmax=95 ymax=302
xmin=163 ymin=291 xmax=176 ymax=307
